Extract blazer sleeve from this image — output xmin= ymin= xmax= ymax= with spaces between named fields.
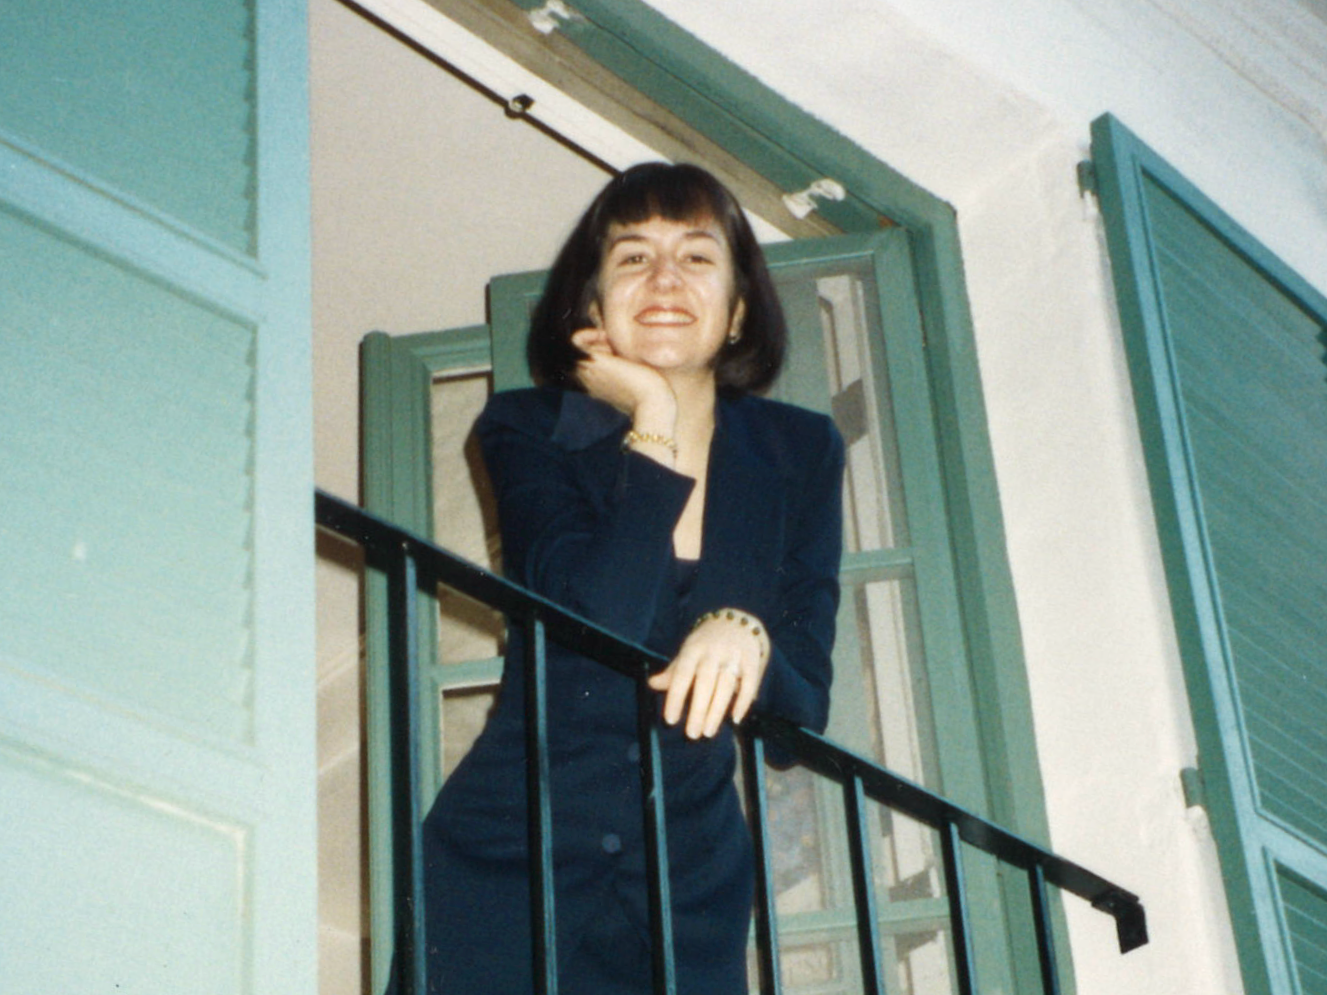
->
xmin=475 ymin=391 xmax=695 ymax=645
xmin=755 ymin=416 xmax=845 ymax=736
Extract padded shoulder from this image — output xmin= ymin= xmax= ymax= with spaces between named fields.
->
xmin=475 ymin=386 xmax=562 ymax=439
xmin=721 ymin=393 xmax=843 ymax=473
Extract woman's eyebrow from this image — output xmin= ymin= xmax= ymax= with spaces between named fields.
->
xmin=606 ymin=229 xmax=723 ymax=250
xmin=605 ymin=233 xmax=648 ymax=250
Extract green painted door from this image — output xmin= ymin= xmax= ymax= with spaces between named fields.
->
xmin=0 ymin=2 xmax=316 ymax=993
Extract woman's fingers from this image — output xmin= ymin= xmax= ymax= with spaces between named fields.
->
xmin=699 ymin=663 xmax=740 ymax=738
xmin=683 ymin=656 xmax=726 ymax=740
xmin=658 ymin=652 xmax=698 ymax=727
xmin=571 ymin=327 xmax=610 ymax=354
xmin=730 ymin=660 xmax=759 ymax=726
xmin=652 ymin=649 xmax=744 ymax=738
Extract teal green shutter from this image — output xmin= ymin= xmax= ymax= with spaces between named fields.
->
xmin=0 ymin=1 xmax=316 ymax=992
xmin=1092 ymin=113 xmax=1327 ymax=995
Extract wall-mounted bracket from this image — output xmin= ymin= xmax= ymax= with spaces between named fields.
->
xmin=782 ymin=178 xmax=846 ymax=219
xmin=527 ymin=0 xmax=578 ymax=35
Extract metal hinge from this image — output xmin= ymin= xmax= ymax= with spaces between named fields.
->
xmin=1076 ymin=160 xmax=1098 ymax=198
xmin=1180 ymin=766 xmax=1207 ymax=810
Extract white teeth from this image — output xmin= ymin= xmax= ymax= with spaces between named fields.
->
xmin=637 ymin=308 xmax=692 ymax=325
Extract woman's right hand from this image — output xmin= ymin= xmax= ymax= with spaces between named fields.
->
xmin=571 ymin=328 xmax=676 ymax=427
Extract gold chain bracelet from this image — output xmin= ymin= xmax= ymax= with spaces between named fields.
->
xmin=622 ymin=430 xmax=678 ymax=455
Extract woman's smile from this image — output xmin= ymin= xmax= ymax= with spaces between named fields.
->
xmin=635 ymin=305 xmax=695 ymax=325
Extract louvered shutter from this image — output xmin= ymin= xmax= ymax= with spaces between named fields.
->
xmin=1093 ymin=113 xmax=1327 ymax=995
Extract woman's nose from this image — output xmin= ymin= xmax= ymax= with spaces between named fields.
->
xmin=648 ymin=257 xmax=682 ymax=289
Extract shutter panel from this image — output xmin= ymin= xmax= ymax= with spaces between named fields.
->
xmin=0 ymin=0 xmax=258 ymax=252
xmin=1092 ymin=113 xmax=1327 ymax=995
xmin=1147 ymin=183 xmax=1327 ymax=841
xmin=0 ymin=0 xmax=315 ymax=991
xmin=1280 ymin=870 xmax=1327 ymax=994
xmin=0 ymin=210 xmax=257 ymax=741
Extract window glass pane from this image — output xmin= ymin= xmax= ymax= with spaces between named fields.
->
xmin=431 ymin=373 xmax=503 ymax=664
xmin=829 ymin=577 xmax=940 ymax=790
xmin=760 ymin=780 xmax=957 ymax=995
xmin=0 ymin=0 xmax=258 ymax=253
xmin=439 ymin=685 xmax=498 ymax=780
xmin=775 ymin=941 xmax=841 ymax=989
xmin=816 ymin=273 xmax=909 ymax=553
xmin=431 ymin=373 xmax=502 ymax=780
xmin=767 ymin=765 xmax=830 ymax=916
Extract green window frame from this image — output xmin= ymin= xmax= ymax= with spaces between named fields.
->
xmin=1092 ymin=112 xmax=1327 ymax=995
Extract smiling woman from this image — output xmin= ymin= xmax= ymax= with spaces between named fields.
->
xmin=420 ymin=163 xmax=845 ymax=995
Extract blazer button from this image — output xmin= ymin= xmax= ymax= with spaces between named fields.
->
xmin=601 ymin=833 xmax=622 ymax=855
xmin=626 ymin=743 xmax=641 ymax=764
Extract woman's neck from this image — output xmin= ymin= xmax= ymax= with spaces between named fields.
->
xmin=665 ymin=372 xmax=718 ymax=459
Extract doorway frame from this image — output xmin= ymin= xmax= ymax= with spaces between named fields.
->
xmin=354 ymin=0 xmax=1051 ymax=990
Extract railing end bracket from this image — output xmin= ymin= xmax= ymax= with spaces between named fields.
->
xmin=1093 ymin=889 xmax=1148 ymax=953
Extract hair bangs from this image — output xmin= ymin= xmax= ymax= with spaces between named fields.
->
xmin=594 ymin=165 xmax=731 ymax=236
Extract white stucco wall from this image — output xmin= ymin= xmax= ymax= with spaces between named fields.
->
xmin=636 ymin=1 xmax=1326 ymax=993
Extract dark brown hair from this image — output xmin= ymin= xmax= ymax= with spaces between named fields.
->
xmin=526 ymin=162 xmax=786 ymax=393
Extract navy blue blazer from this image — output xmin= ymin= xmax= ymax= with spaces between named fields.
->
xmin=422 ymin=386 xmax=844 ymax=995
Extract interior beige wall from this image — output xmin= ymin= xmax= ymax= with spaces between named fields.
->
xmin=309 ymin=1 xmax=610 ymax=989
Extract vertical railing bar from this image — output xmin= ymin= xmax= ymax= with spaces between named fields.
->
xmin=387 ymin=543 xmax=426 ymax=995
xmin=843 ymin=775 xmax=885 ymax=995
xmin=523 ymin=616 xmax=559 ymax=995
xmin=940 ymin=821 xmax=978 ymax=995
xmin=636 ymin=673 xmax=677 ymax=995
xmin=1029 ymin=862 xmax=1062 ymax=995
xmin=740 ymin=733 xmax=783 ymax=995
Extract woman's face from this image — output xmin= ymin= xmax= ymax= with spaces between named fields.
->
xmin=589 ymin=214 xmax=745 ymax=379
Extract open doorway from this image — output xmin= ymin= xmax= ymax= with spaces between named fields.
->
xmin=311 ymin=5 xmax=1004 ymax=995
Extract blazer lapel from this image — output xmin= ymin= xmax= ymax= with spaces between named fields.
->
xmin=690 ymin=397 xmax=786 ymax=619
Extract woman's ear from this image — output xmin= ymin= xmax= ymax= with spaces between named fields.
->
xmin=726 ymin=298 xmax=747 ymax=343
xmin=587 ymin=299 xmax=603 ymax=329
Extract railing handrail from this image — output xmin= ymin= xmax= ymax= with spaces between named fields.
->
xmin=315 ymin=488 xmax=1148 ymax=995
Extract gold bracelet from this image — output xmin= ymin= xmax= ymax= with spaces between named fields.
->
xmin=622 ymin=430 xmax=678 ymax=455
xmin=692 ymin=608 xmax=770 ymax=658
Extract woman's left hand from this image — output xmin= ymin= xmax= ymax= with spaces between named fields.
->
xmin=648 ymin=611 xmax=769 ymax=739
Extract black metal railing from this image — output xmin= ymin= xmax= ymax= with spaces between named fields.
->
xmin=316 ymin=489 xmax=1148 ymax=995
